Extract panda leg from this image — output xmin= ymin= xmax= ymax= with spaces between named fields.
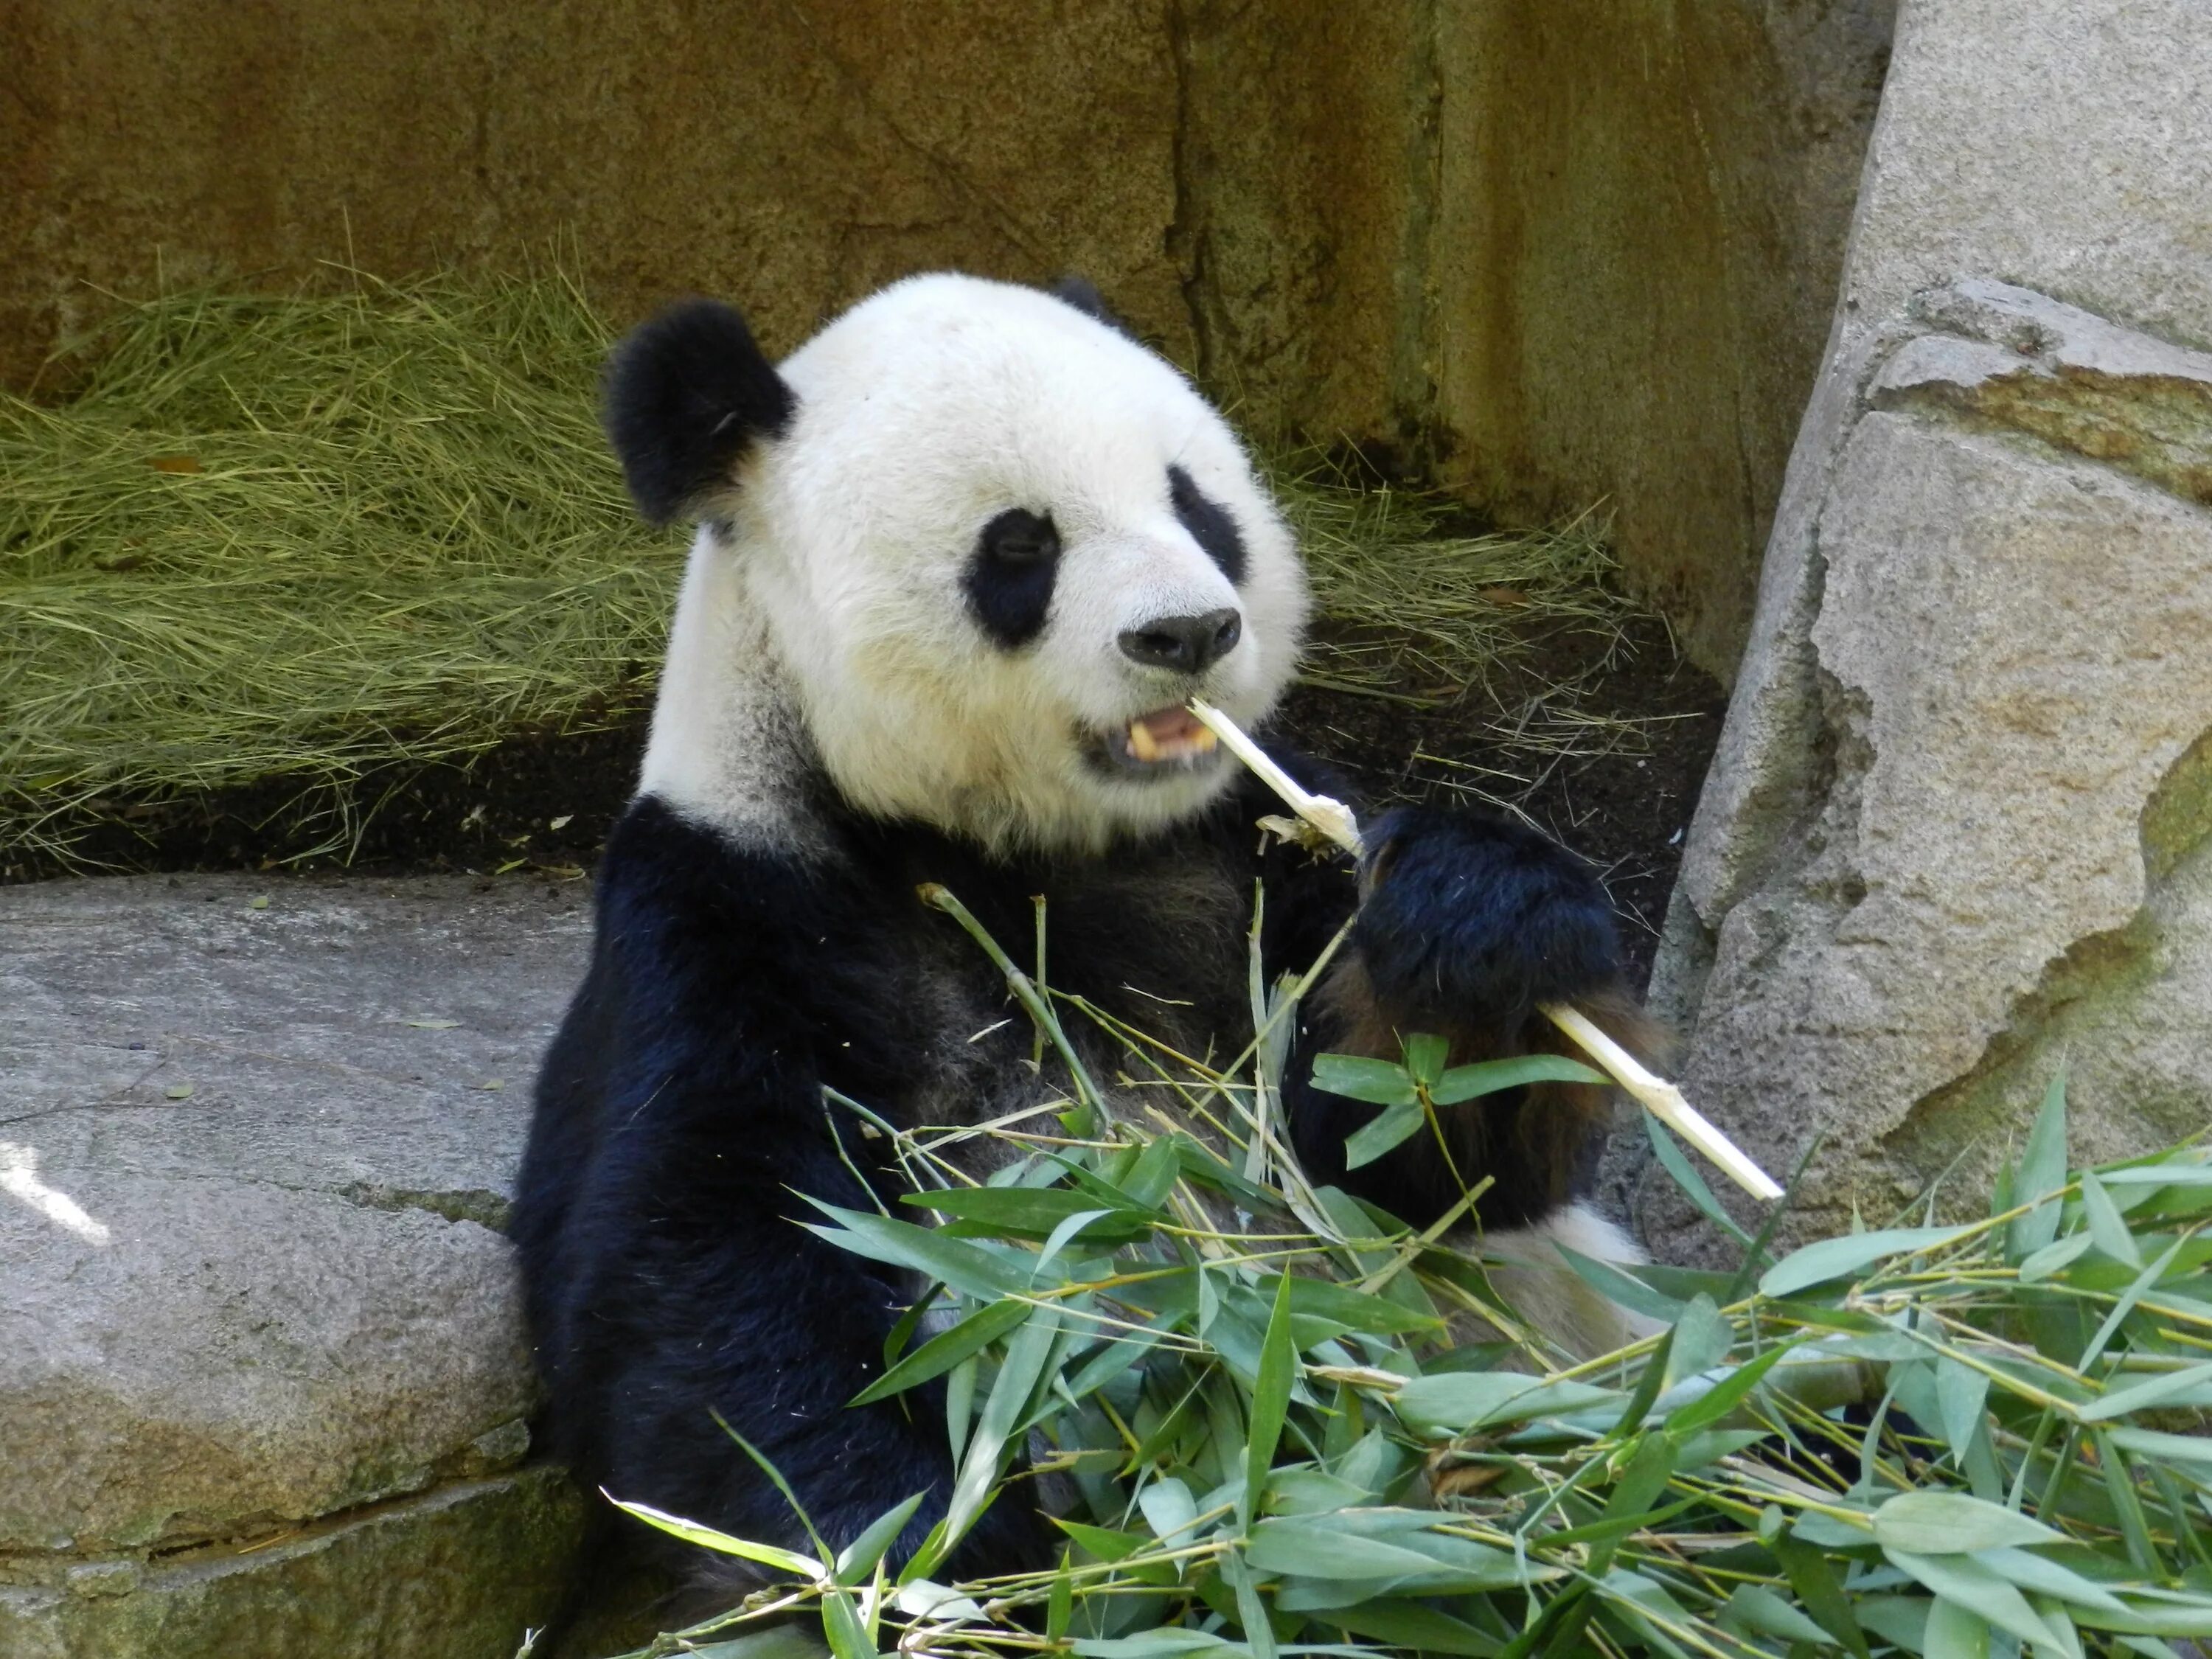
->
xmin=1472 ymin=1203 xmax=1663 ymax=1357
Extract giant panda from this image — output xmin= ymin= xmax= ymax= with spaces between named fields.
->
xmin=512 ymin=272 xmax=1654 ymax=1589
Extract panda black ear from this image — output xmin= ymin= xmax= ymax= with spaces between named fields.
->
xmin=1046 ymin=276 xmax=1142 ymax=344
xmin=603 ymin=298 xmax=796 ymax=525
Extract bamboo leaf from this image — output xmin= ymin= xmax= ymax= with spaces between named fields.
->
xmin=2079 ymin=1169 xmax=2143 ymax=1268
xmin=1119 ymin=1134 xmax=1186 ymax=1209
xmin=1719 ymin=1583 xmax=1837 ymax=1646
xmin=834 ymin=1491 xmax=925 ymax=1585
xmin=1037 ymin=1208 xmax=1121 ymax=1271
xmin=943 ymin=1304 xmax=1059 ymax=1545
xmin=1931 ymin=1358 xmax=1991 ymax=1466
xmin=2093 ymin=1427 xmax=2168 ymax=1578
xmin=1393 ymin=1371 xmax=1622 ymax=1437
xmin=2079 ymin=1234 xmax=2191 ymax=1368
xmin=1310 ymin=1053 xmax=1417 ymax=1106
xmin=1972 ymin=1548 xmax=2132 ymax=1616
xmin=1645 ymin=1113 xmax=1759 ymax=1251
xmin=1761 ymin=1225 xmax=1975 ymax=1298
xmin=799 ymin=1200 xmax=1027 ymax=1300
xmin=2094 ymin=1161 xmax=2212 ymax=1187
xmin=1343 ymin=1097 xmax=1426 ymax=1169
xmin=1242 ymin=1270 xmax=1295 ymax=1530
xmin=1052 ymin=1518 xmax=1150 ymax=1561
xmin=1062 ymin=1316 xmax=1172 ymax=1405
xmin=1924 ymin=1597 xmax=1990 ymax=1659
xmin=1663 ymin=1338 xmax=1797 ymax=1434
xmin=1777 ymin=1532 xmax=1876 ymax=1659
xmin=2103 ymin=1424 xmax=2212 ymax=1465
xmin=1871 ymin=1492 xmax=2065 ymax=1554
xmin=902 ymin=1184 xmax=1153 ymax=1240
xmin=2020 ymin=1233 xmax=2094 ymax=1284
xmin=1882 ymin=1549 xmax=2067 ymax=1652
xmin=1222 ymin=1549 xmax=1277 ymax=1659
xmin=1402 ymin=1032 xmax=1450 ymax=1088
xmin=605 ymin=1497 xmax=824 ymax=1581
xmin=819 ymin=1584 xmax=875 ymax=1659
xmin=1555 ymin=1242 xmax=1689 ymax=1323
xmin=2008 ymin=1072 xmax=2070 ymax=1260
xmin=2079 ymin=1359 xmax=2212 ymax=1422
xmin=1071 ymin=1632 xmax=1237 ymax=1658
xmin=1248 ymin=1272 xmax=1442 ymax=1336
xmin=1047 ymin=1548 xmax=1073 ymax=1644
xmin=849 ymin=1298 xmax=1030 ymax=1406
xmin=1663 ymin=1293 xmax=1732 ymax=1388
xmin=1139 ymin=1477 xmax=1199 ymax=1548
xmin=1297 ymin=1599 xmax=1504 ymax=1655
xmin=1427 ymin=1052 xmax=1607 ymax=1105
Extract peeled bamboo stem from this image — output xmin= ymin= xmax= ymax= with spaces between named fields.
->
xmin=1188 ymin=699 xmax=1363 ymax=857
xmin=1537 ymin=1003 xmax=1784 ymax=1201
xmin=1188 ymin=698 xmax=1783 ymax=1203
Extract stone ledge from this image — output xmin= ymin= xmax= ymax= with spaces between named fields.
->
xmin=0 ymin=1466 xmax=587 ymax=1659
xmin=1 ymin=873 xmax=596 ymax=1651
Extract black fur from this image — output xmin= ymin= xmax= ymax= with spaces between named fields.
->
xmin=1167 ymin=465 xmax=1248 ymax=585
xmin=962 ymin=507 xmax=1061 ymax=649
xmin=518 ymin=757 xmax=1629 ymax=1579
xmin=1352 ymin=807 xmax=1620 ymax=1025
xmin=604 ymin=299 xmax=796 ymax=524
xmin=1045 ymin=275 xmax=1141 ymax=342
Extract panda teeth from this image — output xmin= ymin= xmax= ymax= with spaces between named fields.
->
xmin=1125 ymin=720 xmax=1219 ymax=765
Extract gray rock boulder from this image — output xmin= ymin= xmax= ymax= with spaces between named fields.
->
xmin=0 ymin=873 xmax=595 ymax=1656
xmin=1648 ymin=0 xmax=2212 ymax=1251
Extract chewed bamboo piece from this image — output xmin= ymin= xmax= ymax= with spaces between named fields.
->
xmin=1187 ymin=698 xmax=1784 ymax=1203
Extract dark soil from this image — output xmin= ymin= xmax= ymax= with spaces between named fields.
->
xmin=7 ymin=618 xmax=1723 ymax=988
xmin=1276 ymin=614 xmax=1724 ymax=989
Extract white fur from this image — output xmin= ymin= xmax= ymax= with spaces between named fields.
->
xmin=639 ymin=274 xmax=1310 ymax=854
xmin=1478 ymin=1204 xmax=1662 ymax=1360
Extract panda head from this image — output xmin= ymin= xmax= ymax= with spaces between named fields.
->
xmin=609 ymin=273 xmax=1309 ymax=855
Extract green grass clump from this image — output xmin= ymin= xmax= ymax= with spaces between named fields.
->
xmin=1 ymin=272 xmax=1627 ymax=870
xmin=608 ymin=895 xmax=2212 ymax=1659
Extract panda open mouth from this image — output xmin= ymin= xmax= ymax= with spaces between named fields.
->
xmin=1091 ymin=706 xmax=1222 ymax=777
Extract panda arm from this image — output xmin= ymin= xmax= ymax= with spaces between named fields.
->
xmin=1239 ymin=756 xmax=1652 ymax=1234
xmin=515 ymin=799 xmax=1041 ymax=1569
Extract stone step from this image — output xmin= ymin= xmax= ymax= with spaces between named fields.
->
xmin=1 ymin=873 xmax=597 ymax=1657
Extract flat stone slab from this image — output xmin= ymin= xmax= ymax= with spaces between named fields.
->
xmin=0 ymin=1468 xmax=581 ymax=1659
xmin=0 ymin=872 xmax=594 ymax=1648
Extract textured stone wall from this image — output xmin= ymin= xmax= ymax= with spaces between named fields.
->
xmin=0 ymin=0 xmax=1891 ymax=678
xmin=1645 ymin=1 xmax=2212 ymax=1256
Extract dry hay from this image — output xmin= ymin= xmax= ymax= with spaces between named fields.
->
xmin=1 ymin=271 xmax=1635 ymax=869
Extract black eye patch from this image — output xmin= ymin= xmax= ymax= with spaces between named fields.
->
xmin=963 ymin=507 xmax=1061 ymax=649
xmin=1168 ymin=465 xmax=1247 ymax=585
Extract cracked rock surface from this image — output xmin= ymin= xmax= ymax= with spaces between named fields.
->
xmin=1646 ymin=0 xmax=2212 ymax=1256
xmin=0 ymin=872 xmax=592 ymax=1654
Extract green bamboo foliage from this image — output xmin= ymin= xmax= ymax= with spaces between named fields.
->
xmin=609 ymin=911 xmax=2212 ymax=1659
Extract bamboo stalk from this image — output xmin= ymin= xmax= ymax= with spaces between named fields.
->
xmin=1188 ymin=699 xmax=1363 ymax=857
xmin=1187 ymin=698 xmax=1783 ymax=1203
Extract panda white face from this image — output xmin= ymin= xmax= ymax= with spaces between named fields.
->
xmin=628 ymin=275 xmax=1310 ymax=855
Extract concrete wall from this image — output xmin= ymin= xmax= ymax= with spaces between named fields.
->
xmin=1426 ymin=1 xmax=1895 ymax=671
xmin=0 ymin=0 xmax=1892 ymax=679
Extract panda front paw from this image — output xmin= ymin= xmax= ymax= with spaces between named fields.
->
xmin=1351 ymin=806 xmax=1624 ymax=1026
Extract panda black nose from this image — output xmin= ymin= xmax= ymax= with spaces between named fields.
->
xmin=1119 ymin=608 xmax=1242 ymax=675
